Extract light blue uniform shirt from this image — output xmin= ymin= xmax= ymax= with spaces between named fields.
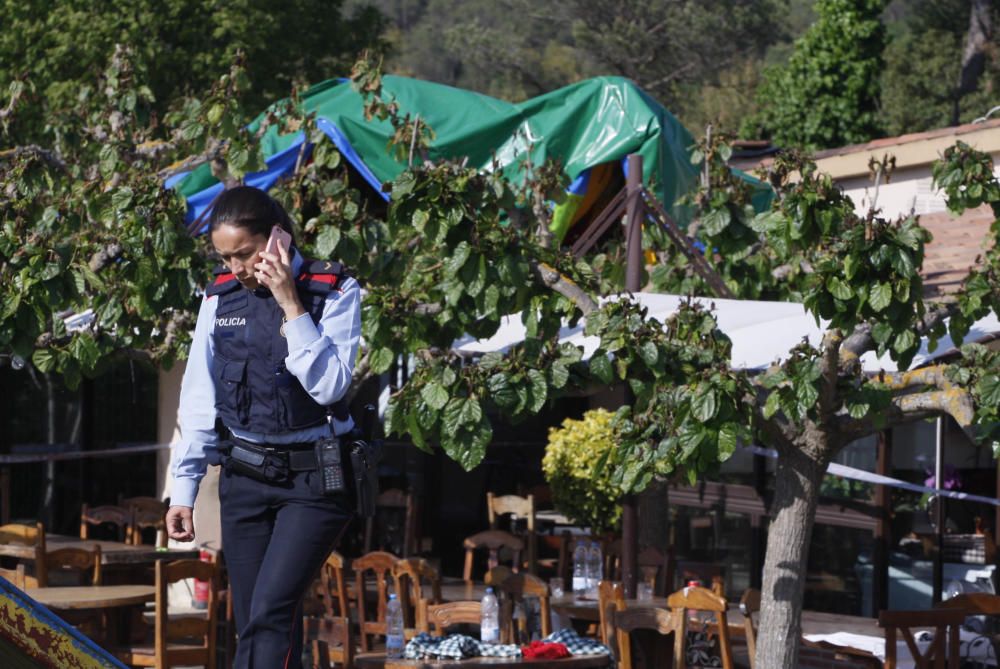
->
xmin=170 ymin=251 xmax=362 ymax=508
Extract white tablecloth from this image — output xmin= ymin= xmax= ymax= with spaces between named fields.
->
xmin=804 ymin=628 xmax=996 ymax=668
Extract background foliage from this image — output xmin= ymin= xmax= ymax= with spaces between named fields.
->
xmin=542 ymin=408 xmax=624 ymax=534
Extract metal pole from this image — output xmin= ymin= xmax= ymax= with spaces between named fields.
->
xmin=933 ymin=417 xmax=944 ymax=603
xmin=873 ymin=430 xmax=892 ymax=616
xmin=621 ymin=153 xmax=643 ymax=598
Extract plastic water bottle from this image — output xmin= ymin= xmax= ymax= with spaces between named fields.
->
xmin=481 ymin=587 xmax=500 ymax=644
xmin=588 ymin=541 xmax=603 ymax=596
xmin=572 ymin=541 xmax=588 ymax=596
xmin=386 ymin=593 xmax=405 ymax=658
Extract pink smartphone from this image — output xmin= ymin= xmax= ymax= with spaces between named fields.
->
xmin=265 ymin=225 xmax=292 ymax=256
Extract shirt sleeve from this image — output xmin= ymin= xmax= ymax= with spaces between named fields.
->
xmin=170 ymin=295 xmax=220 ymax=508
xmin=283 ymin=276 xmax=361 ymax=405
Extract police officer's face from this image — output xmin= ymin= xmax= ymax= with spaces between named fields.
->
xmin=211 ymin=223 xmax=267 ymax=289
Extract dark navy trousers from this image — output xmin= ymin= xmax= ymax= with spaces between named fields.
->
xmin=220 ymin=465 xmax=354 ymax=669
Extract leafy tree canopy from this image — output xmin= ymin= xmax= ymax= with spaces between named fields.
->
xmin=742 ymin=0 xmax=887 ymax=149
xmin=0 ymin=0 xmax=386 ymax=145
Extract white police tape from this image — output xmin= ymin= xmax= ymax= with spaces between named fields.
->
xmin=745 ymin=444 xmax=1000 ymax=507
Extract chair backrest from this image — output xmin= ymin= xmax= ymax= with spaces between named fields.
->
xmin=0 ymin=522 xmax=45 ymax=548
xmin=155 ymin=559 xmax=218 ymax=669
xmin=598 ymin=580 xmax=626 ymax=652
xmin=878 ymin=608 xmax=965 ymax=669
xmin=352 ymin=550 xmax=399 ymax=652
xmin=613 ymin=606 xmax=684 ymax=669
xmin=80 ymin=504 xmax=131 ymax=542
xmin=935 ymin=592 xmax=1000 ymax=615
xmin=420 ymin=600 xmax=483 ymax=637
xmin=739 ymin=588 xmax=761 ymax=669
xmin=318 ymin=551 xmax=349 ymax=619
xmin=121 ymin=496 xmax=168 ymax=548
xmin=604 ymin=544 xmax=670 ymax=597
xmin=484 ymin=565 xmax=515 ymax=587
xmin=487 ymin=493 xmax=538 ymax=574
xmin=462 ymin=530 xmax=524 ymax=584
xmin=0 ymin=564 xmax=27 ymax=589
xmin=0 ymin=522 xmax=45 ymax=587
xmin=666 ymin=584 xmax=735 ymax=669
xmin=392 ymin=557 xmax=442 ymax=631
xmin=304 ymin=615 xmax=353 ymax=669
xmin=675 ymin=560 xmax=725 ymax=596
xmin=495 ymin=571 xmax=552 ymax=643
xmin=364 ymin=488 xmax=418 ymax=557
xmin=42 ymin=546 xmax=102 ymax=587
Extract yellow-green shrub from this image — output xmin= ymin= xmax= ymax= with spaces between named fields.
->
xmin=542 ymin=408 xmax=624 ymax=534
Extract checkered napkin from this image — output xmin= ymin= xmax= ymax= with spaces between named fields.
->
xmin=403 ymin=633 xmax=522 ymax=660
xmin=542 ymin=628 xmax=612 ymax=656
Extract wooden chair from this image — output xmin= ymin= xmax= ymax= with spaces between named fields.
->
xmin=0 ymin=522 xmax=46 ymax=587
xmin=392 ymin=557 xmax=441 ymax=633
xmin=613 ymin=606 xmax=684 ymax=669
xmin=878 ymin=608 xmax=965 ymax=669
xmin=304 ymin=615 xmax=354 ymax=669
xmin=484 ymin=565 xmax=515 ymax=588
xmin=598 ymin=580 xmax=626 ymax=654
xmin=676 ymin=560 xmax=725 ymax=596
xmin=42 ymin=545 xmax=103 ymax=586
xmin=364 ymin=489 xmax=418 ymax=557
xmin=121 ymin=496 xmax=168 ymax=548
xmin=462 ymin=530 xmax=524 ymax=585
xmin=935 ymin=592 xmax=1000 ymax=662
xmin=666 ymin=584 xmax=735 ymax=669
xmin=0 ymin=563 xmax=27 ymax=589
xmin=739 ymin=588 xmax=761 ymax=669
xmin=352 ymin=550 xmax=399 ymax=652
xmin=487 ymin=493 xmax=538 ymax=573
xmin=494 ymin=572 xmax=552 ymax=644
xmin=419 ymin=600 xmax=482 ymax=637
xmin=113 ymin=558 xmax=219 ymax=669
xmin=317 ymin=551 xmax=350 ymax=619
xmin=80 ymin=504 xmax=132 ymax=542
xmin=605 ymin=544 xmax=672 ymax=597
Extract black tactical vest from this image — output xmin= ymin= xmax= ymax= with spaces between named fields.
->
xmin=206 ymin=259 xmax=350 ymax=435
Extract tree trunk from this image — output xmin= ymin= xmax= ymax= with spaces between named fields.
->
xmin=754 ymin=444 xmax=831 ymax=669
xmin=954 ymin=0 xmax=993 ymax=124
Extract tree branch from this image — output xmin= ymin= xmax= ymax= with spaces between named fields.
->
xmin=529 ymin=260 xmax=598 ymax=315
xmin=0 ymin=145 xmax=67 ymax=171
xmin=839 ymin=387 xmax=975 ymax=441
xmin=840 ymin=302 xmax=956 ymax=370
xmin=818 ymin=329 xmax=842 ymax=423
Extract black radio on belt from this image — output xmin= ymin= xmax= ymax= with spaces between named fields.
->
xmin=314 ymin=436 xmax=346 ymax=494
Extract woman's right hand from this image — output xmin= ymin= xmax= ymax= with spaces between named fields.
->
xmin=166 ymin=505 xmax=195 ymax=542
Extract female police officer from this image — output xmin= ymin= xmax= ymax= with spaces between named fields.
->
xmin=165 ymin=185 xmax=360 ymax=668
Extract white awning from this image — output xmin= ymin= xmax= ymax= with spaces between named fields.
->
xmin=452 ymin=293 xmax=1000 ymax=373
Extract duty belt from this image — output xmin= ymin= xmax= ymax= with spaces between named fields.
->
xmin=226 ymin=434 xmax=330 ymax=472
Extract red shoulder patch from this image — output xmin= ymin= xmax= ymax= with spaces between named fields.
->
xmin=214 ymin=273 xmax=236 ymax=285
xmin=298 ymin=272 xmax=339 ymax=286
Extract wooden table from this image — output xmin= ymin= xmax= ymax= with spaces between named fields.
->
xmin=25 ymin=584 xmax=157 ymax=646
xmin=356 ymin=653 xmax=612 ymax=669
xmin=25 ymin=584 xmax=155 ymax=610
xmin=440 ymin=580 xmax=486 ymax=603
xmin=0 ymin=534 xmax=199 ymax=565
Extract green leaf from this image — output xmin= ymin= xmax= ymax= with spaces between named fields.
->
xmin=691 ymin=385 xmax=718 ymax=422
xmin=869 ymin=282 xmax=892 ymax=312
xmin=763 ymin=391 xmax=781 ymax=419
xmin=111 ymin=187 xmax=133 ymax=212
xmin=550 ymin=362 xmax=569 ymax=389
xmin=827 ymin=276 xmax=853 ymax=301
xmin=527 ymin=369 xmax=547 ymax=413
xmin=718 ymin=423 xmax=739 ymax=460
xmin=589 ymin=353 xmax=613 ymax=384
xmin=32 ymin=348 xmax=55 ymax=373
xmin=420 ymin=382 xmax=449 ymax=410
xmin=444 ymin=242 xmax=471 ymax=278
xmin=488 ymin=373 xmax=517 ymax=409
xmin=369 ymin=346 xmax=395 ymax=374
xmin=639 ymin=341 xmax=659 ymax=368
xmin=978 ymin=374 xmax=1000 ymax=407
xmin=315 ymin=226 xmax=341 ymax=258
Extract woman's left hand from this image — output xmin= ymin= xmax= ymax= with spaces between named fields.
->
xmin=255 ymin=244 xmax=305 ymax=320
